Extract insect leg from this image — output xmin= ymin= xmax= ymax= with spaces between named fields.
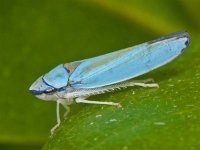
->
xmin=91 ymin=79 xmax=159 ymax=91
xmin=50 ymin=100 xmax=61 ymax=135
xmin=69 ymin=79 xmax=158 ymax=99
xmin=110 ymin=79 xmax=159 ymax=89
xmin=57 ymin=98 xmax=73 ymax=120
xmin=131 ymin=82 xmax=159 ymax=88
xmin=63 ymin=105 xmax=70 ymax=120
xmin=75 ymin=97 xmax=122 ymax=108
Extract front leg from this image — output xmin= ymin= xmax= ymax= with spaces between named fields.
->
xmin=75 ymin=97 xmax=122 ymax=108
xmin=50 ymin=99 xmax=72 ymax=135
xmin=50 ymin=100 xmax=61 ymax=135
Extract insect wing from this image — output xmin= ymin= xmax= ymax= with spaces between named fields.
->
xmin=69 ymin=32 xmax=189 ymax=88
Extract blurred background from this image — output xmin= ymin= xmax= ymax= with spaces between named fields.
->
xmin=0 ymin=0 xmax=200 ymax=150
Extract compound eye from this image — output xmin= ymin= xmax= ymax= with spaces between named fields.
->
xmin=44 ymin=88 xmax=56 ymax=95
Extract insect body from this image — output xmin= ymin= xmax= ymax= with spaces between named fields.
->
xmin=29 ymin=32 xmax=190 ymax=134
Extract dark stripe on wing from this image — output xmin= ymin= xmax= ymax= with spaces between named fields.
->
xmin=148 ymin=32 xmax=190 ymax=45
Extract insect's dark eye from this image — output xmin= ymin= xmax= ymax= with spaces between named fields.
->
xmin=44 ymin=88 xmax=56 ymax=95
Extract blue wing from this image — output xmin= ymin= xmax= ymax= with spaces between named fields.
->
xmin=69 ymin=32 xmax=190 ymax=88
